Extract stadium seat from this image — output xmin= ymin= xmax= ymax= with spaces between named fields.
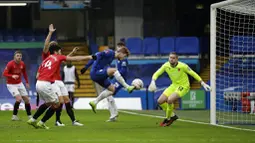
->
xmin=126 ymin=37 xmax=143 ymax=55
xmin=159 ymin=37 xmax=175 ymax=54
xmin=176 ymin=37 xmax=199 ymax=54
xmin=14 ymin=36 xmax=25 ymax=42
xmin=230 ymin=36 xmax=255 ymax=54
xmin=143 ymin=37 xmax=159 ymax=55
xmin=4 ymin=35 xmax=14 ymax=42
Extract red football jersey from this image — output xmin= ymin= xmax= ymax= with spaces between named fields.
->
xmin=41 ymin=51 xmax=62 ymax=81
xmin=42 ymin=51 xmax=50 ymax=60
xmin=54 ymin=67 xmax=62 ymax=80
xmin=3 ymin=60 xmax=29 ymax=84
xmin=38 ymin=54 xmax=67 ymax=82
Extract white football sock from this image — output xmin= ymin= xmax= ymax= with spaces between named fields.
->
xmin=113 ymin=70 xmax=129 ymax=88
xmin=107 ymin=96 xmax=118 ymax=118
xmin=94 ymin=90 xmax=113 ymax=105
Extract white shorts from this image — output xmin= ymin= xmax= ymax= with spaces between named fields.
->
xmin=52 ymin=80 xmax=68 ymax=96
xmin=36 ymin=81 xmax=58 ymax=103
xmin=7 ymin=83 xmax=28 ymax=97
xmin=65 ymin=84 xmax=75 ymax=92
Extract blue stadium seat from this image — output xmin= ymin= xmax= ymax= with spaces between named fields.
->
xmin=14 ymin=36 xmax=25 ymax=42
xmin=35 ymin=35 xmax=45 ymax=42
xmin=22 ymin=29 xmax=35 ymax=42
xmin=176 ymin=37 xmax=199 ymax=54
xmin=159 ymin=37 xmax=175 ymax=54
xmin=143 ymin=37 xmax=159 ymax=55
xmin=4 ymin=35 xmax=14 ymax=42
xmin=230 ymin=36 xmax=255 ymax=53
xmin=126 ymin=37 xmax=143 ymax=55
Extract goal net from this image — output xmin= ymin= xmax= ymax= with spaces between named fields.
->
xmin=211 ymin=0 xmax=255 ymax=125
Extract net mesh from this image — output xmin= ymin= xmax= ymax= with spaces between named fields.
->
xmin=215 ymin=0 xmax=255 ymax=124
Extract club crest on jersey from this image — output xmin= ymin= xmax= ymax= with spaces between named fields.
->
xmin=121 ymin=62 xmax=126 ymax=66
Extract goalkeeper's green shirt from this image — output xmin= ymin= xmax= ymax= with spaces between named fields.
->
xmin=152 ymin=61 xmax=202 ymax=88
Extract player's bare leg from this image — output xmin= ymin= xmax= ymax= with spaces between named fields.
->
xmin=63 ymin=96 xmax=83 ymax=126
xmin=22 ymin=96 xmax=32 ymax=119
xmin=107 ymin=68 xmax=135 ymax=93
xmin=12 ymin=95 xmax=22 ymax=121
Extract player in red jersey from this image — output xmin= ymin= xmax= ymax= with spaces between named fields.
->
xmin=27 ymin=44 xmax=93 ymax=129
xmin=52 ymin=47 xmax=84 ymax=127
xmin=35 ymin=24 xmax=56 ymax=107
xmin=2 ymin=50 xmax=32 ymax=121
xmin=37 ymin=24 xmax=83 ymax=126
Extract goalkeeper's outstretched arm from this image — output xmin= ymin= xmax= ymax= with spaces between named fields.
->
xmin=185 ymin=65 xmax=211 ymax=91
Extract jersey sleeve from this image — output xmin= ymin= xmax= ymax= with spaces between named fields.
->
xmin=84 ymin=59 xmax=94 ymax=69
xmin=22 ymin=63 xmax=29 ymax=83
xmin=58 ymin=55 xmax=67 ymax=62
xmin=2 ymin=62 xmax=13 ymax=77
xmin=184 ymin=64 xmax=202 ymax=82
xmin=152 ymin=63 xmax=166 ymax=80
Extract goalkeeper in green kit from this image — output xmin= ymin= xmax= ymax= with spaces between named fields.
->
xmin=148 ymin=52 xmax=211 ymax=127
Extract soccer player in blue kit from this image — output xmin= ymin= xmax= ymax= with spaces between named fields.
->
xmin=106 ymin=46 xmax=128 ymax=121
xmin=80 ymin=44 xmax=134 ymax=115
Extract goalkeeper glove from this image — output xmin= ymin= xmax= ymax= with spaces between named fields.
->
xmin=148 ymin=80 xmax=157 ymax=92
xmin=92 ymin=55 xmax=97 ymax=60
xmin=201 ymin=81 xmax=211 ymax=91
xmin=80 ymin=67 xmax=87 ymax=74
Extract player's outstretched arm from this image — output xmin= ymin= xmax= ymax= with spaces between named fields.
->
xmin=66 ymin=55 xmax=93 ymax=61
xmin=148 ymin=64 xmax=166 ymax=92
xmin=43 ymin=24 xmax=56 ymax=53
xmin=184 ymin=65 xmax=211 ymax=91
xmin=81 ymin=59 xmax=94 ymax=74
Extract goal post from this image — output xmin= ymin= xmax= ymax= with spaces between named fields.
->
xmin=210 ymin=0 xmax=255 ymax=125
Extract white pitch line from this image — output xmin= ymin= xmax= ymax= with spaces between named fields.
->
xmin=119 ymin=110 xmax=255 ymax=132
xmin=14 ymin=139 xmax=172 ymax=142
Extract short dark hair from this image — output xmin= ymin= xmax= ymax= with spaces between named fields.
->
xmin=49 ymin=44 xmax=62 ymax=54
xmin=119 ymin=46 xmax=130 ymax=57
xmin=14 ymin=50 xmax=22 ymax=56
xmin=169 ymin=52 xmax=178 ymax=58
xmin=117 ymin=42 xmax=125 ymax=47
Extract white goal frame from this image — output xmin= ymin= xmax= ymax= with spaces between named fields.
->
xmin=210 ymin=0 xmax=244 ymax=125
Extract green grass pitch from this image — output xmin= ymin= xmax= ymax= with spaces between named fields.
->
xmin=0 ymin=110 xmax=254 ymax=143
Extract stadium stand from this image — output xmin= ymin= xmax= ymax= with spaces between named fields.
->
xmin=0 ymin=29 xmax=56 ymax=42
xmin=126 ymin=37 xmax=143 ymax=55
xmin=175 ymin=37 xmax=200 ymax=55
xmin=143 ymin=37 xmax=159 ymax=56
xmin=159 ymin=37 xmax=175 ymax=55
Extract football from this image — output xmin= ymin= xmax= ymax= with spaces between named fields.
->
xmin=131 ymin=78 xmax=144 ymax=89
